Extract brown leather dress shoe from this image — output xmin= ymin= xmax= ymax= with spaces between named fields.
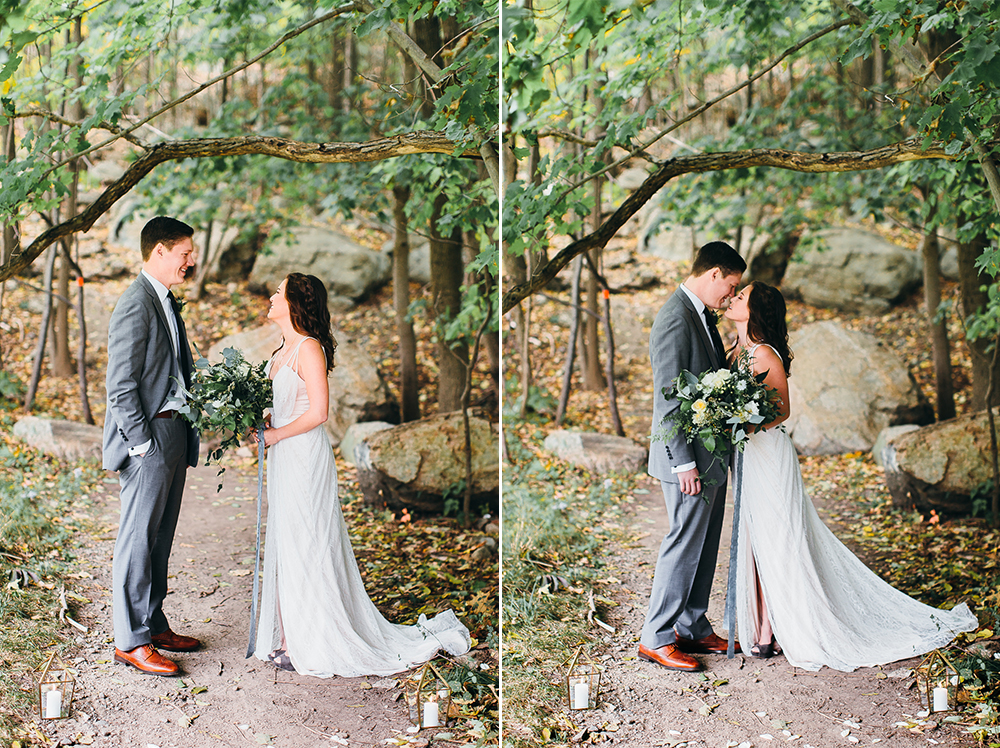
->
xmin=114 ymin=644 xmax=180 ymax=676
xmin=675 ymin=632 xmax=741 ymax=655
xmin=150 ymin=628 xmax=201 ymax=652
xmin=638 ymin=643 xmax=703 ymax=672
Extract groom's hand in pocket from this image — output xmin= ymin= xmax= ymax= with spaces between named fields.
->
xmin=678 ymin=468 xmax=701 ymax=496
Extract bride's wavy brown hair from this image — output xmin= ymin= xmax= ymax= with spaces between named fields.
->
xmin=747 ymin=282 xmax=793 ymax=377
xmin=284 ymin=273 xmax=338 ymax=371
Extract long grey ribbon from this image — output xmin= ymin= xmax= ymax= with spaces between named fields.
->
xmin=246 ymin=427 xmax=264 ymax=658
xmin=725 ymin=449 xmax=744 ymax=659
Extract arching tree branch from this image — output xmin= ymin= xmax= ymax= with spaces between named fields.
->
xmin=502 ymin=138 xmax=969 ymax=314
xmin=0 ymin=131 xmax=481 ymax=282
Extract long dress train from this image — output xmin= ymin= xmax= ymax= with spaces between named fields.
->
xmin=253 ymin=337 xmax=471 ymax=677
xmin=736 ymin=344 xmax=978 ymax=672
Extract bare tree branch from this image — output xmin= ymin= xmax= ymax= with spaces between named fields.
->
xmin=0 ymin=131 xmax=481 ymax=282
xmin=502 ymin=138 xmax=970 ymax=314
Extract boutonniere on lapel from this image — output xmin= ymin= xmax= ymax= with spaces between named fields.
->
xmin=168 ymin=291 xmax=187 ymax=315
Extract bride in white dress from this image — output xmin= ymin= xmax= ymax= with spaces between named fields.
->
xmin=253 ymin=272 xmax=471 ymax=677
xmin=723 ymin=282 xmax=978 ymax=671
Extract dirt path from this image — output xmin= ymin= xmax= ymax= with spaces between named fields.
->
xmin=39 ymin=461 xmax=459 ymax=748
xmin=570 ymin=475 xmax=967 ymax=748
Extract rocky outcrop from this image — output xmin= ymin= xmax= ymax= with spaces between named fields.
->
xmin=13 ymin=416 xmax=103 ymax=462
xmin=210 ymin=325 xmax=398 ymax=448
xmin=355 ymin=412 xmax=499 ymax=512
xmin=543 ymin=430 xmax=648 ymax=474
xmin=782 ymin=227 xmax=922 ymax=313
xmin=249 ymin=226 xmax=390 ymax=305
xmin=786 ymin=321 xmax=933 ymax=455
xmin=882 ymin=410 xmax=1000 ymax=513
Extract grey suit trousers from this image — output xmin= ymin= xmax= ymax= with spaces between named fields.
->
xmin=640 ymin=477 xmax=728 ymax=648
xmin=112 ymin=417 xmax=188 ymax=650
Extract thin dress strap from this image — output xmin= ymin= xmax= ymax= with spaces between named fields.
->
xmin=748 ymin=342 xmax=781 ymax=362
xmin=286 ymin=336 xmax=316 ymax=373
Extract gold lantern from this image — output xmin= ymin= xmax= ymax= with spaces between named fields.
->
xmin=915 ymin=649 xmax=961 ymax=713
xmin=409 ymin=660 xmax=453 ymax=730
xmin=37 ymin=652 xmax=75 ymax=720
xmin=564 ymin=646 xmax=601 ymax=710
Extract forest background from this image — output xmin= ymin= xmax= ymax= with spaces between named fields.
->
xmin=502 ymin=0 xmax=1000 ymax=745
xmin=0 ymin=0 xmax=499 ymax=744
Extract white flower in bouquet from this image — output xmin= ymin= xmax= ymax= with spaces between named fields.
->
xmin=700 ymin=369 xmax=731 ymax=392
xmin=655 ymin=350 xmax=783 ymax=497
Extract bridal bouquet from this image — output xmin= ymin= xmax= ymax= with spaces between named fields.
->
xmin=657 ymin=350 xmax=782 ymax=468
xmin=178 ymin=347 xmax=272 ymax=467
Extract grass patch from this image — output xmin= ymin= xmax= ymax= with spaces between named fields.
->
xmin=0 ymin=413 xmax=105 ymax=744
xmin=502 ymin=423 xmax=638 ymax=747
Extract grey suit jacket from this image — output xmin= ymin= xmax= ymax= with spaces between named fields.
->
xmin=648 ymin=288 xmax=728 ymax=485
xmin=102 ymin=274 xmax=199 ymax=471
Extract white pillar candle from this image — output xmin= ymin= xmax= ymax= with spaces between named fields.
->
xmin=422 ymin=699 xmax=439 ymax=728
xmin=932 ymin=686 xmax=948 ymax=712
xmin=572 ymin=681 xmax=589 ymax=709
xmin=43 ymin=688 xmax=61 ymax=719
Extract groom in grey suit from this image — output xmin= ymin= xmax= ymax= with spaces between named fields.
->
xmin=103 ymin=216 xmax=201 ymax=676
xmin=639 ymin=241 xmax=746 ymax=672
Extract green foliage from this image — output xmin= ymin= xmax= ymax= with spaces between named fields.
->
xmin=0 ymin=370 xmax=23 ymax=401
xmin=502 ymin=426 xmax=637 ymax=743
xmin=2 ymin=0 xmax=498 ymax=360
xmin=178 ymin=347 xmax=272 ymax=475
xmin=502 ymin=374 xmax=557 ymax=417
xmin=0 ymin=440 xmax=104 ymax=742
xmin=503 ymin=0 xmax=1000 ymax=309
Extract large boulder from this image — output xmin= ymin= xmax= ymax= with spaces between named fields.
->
xmin=872 ymin=424 xmax=921 ymax=468
xmin=786 ymin=321 xmax=933 ymax=455
xmin=209 ymin=325 xmax=398 ymax=448
xmin=355 ymin=412 xmax=499 ymax=512
xmin=249 ymin=226 xmax=390 ymax=304
xmin=782 ymin=227 xmax=922 ymax=313
xmin=543 ymin=430 xmax=648 ymax=474
xmin=882 ymin=411 xmax=1000 ymax=513
xmin=339 ymin=421 xmax=394 ymax=467
xmin=13 ymin=417 xmax=103 ymax=462
xmin=637 ymin=211 xmax=697 ymax=263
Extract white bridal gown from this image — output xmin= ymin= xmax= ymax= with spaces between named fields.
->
xmin=253 ymin=338 xmax=471 ymax=677
xmin=735 ymin=344 xmax=978 ymax=672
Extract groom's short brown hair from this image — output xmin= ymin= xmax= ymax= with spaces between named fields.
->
xmin=692 ymin=241 xmax=746 ymax=278
xmin=141 ymin=216 xmax=194 ymax=261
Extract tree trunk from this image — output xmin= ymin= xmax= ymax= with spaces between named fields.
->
xmin=957 ymin=227 xmax=996 ymax=411
xmin=191 ymin=220 xmax=215 ymax=301
xmin=582 ymin=52 xmax=604 ymax=391
xmin=52 ymin=249 xmax=73 ymax=376
xmin=0 ymin=120 xmax=15 ymax=370
xmin=920 ymin=224 xmax=955 ymax=421
xmin=430 ymin=193 xmax=468 ymax=412
xmin=393 ymin=185 xmax=420 ymax=422
xmin=555 ymin=256 xmax=584 ymax=424
xmin=343 ymin=30 xmax=357 ymax=112
xmin=25 ymin=246 xmax=58 ymax=411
